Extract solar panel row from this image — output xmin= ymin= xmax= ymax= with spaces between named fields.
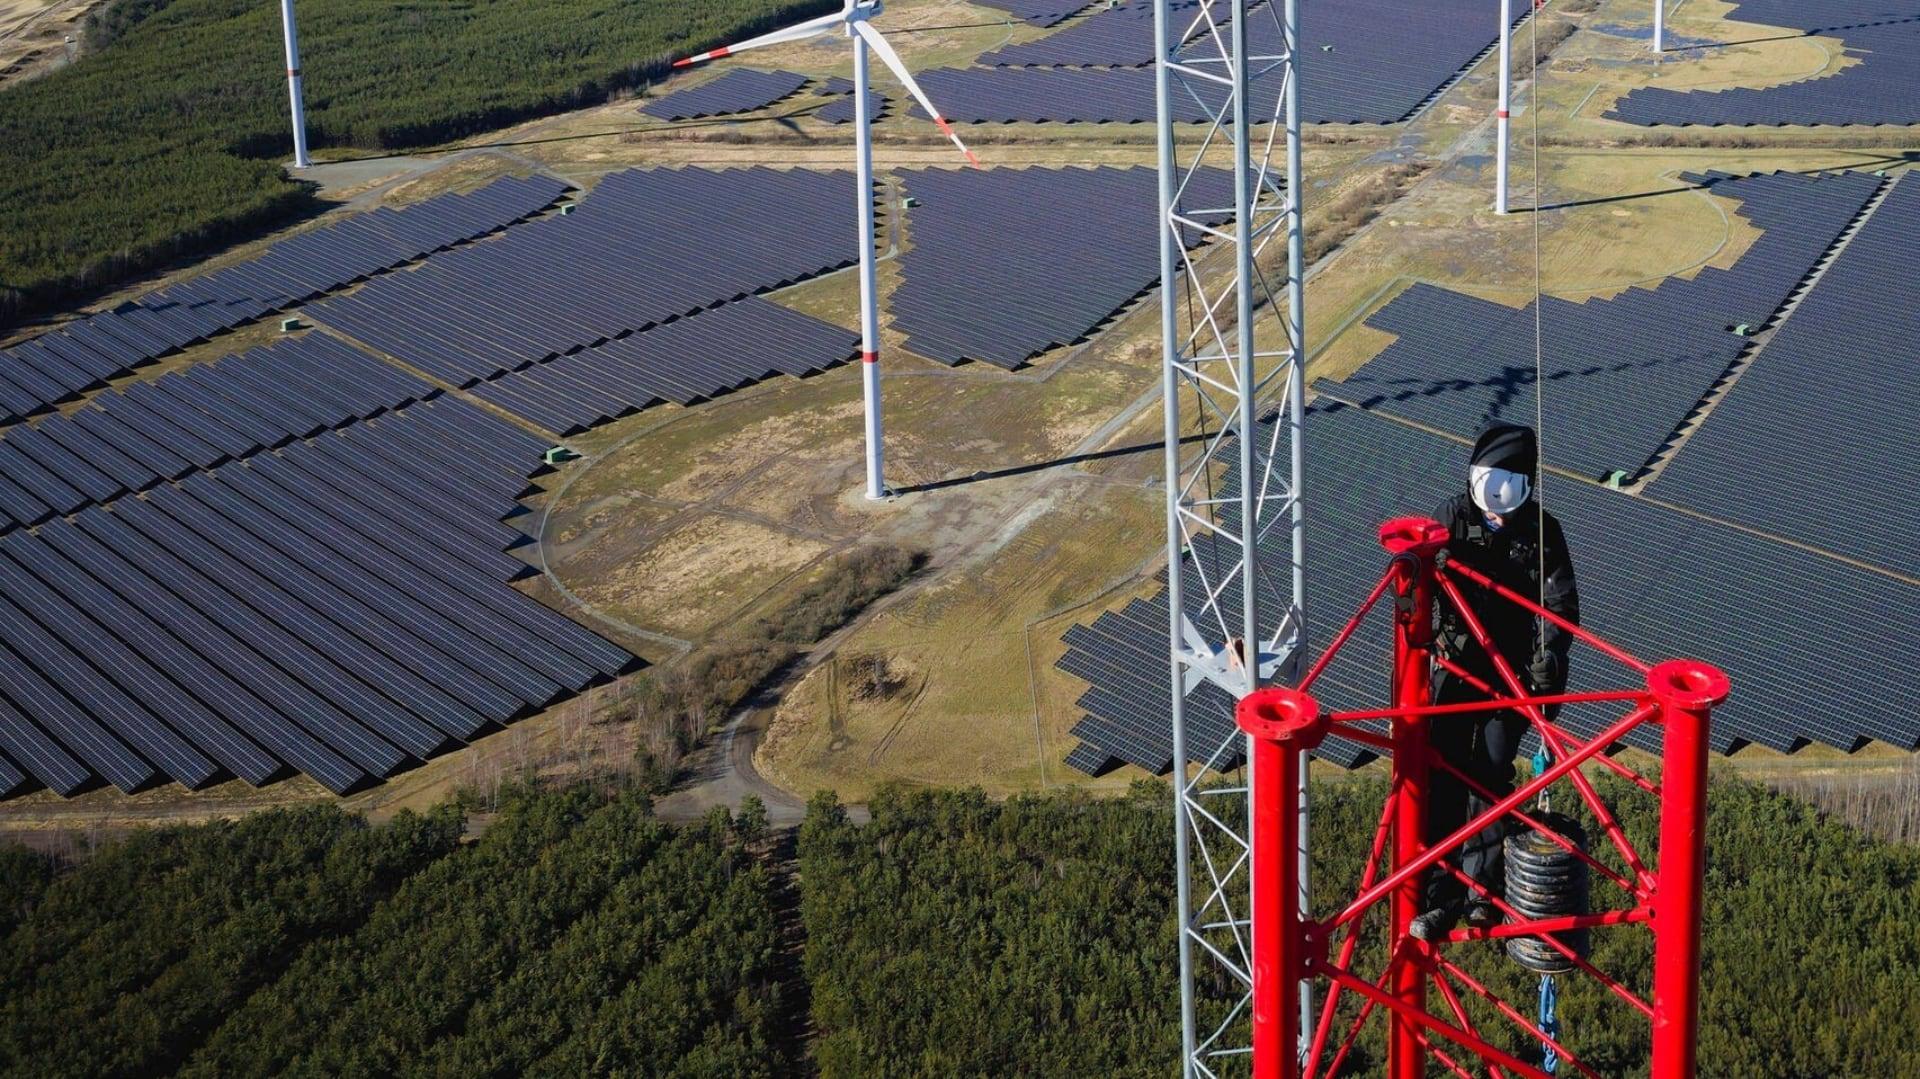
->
xmin=980 ymin=0 xmax=1195 ymax=68
xmin=1183 ymin=0 xmax=1524 ymax=123
xmin=306 ymin=167 xmax=855 ymax=387
xmin=468 ymin=297 xmax=859 ymax=436
xmin=818 ymin=90 xmax=888 ymax=124
xmin=910 ymin=66 xmax=1222 ymax=124
xmin=968 ymin=0 xmax=1096 ymax=28
xmin=1651 ymin=174 xmax=1919 ymax=579
xmin=0 ymin=175 xmax=568 ymax=425
xmin=928 ymin=0 xmax=1521 ymax=124
xmin=640 ymin=68 xmax=811 ymax=120
xmin=891 ymin=165 xmax=1235 ymax=368
xmin=0 ymin=333 xmax=433 ymax=535
xmin=1315 ymin=170 xmax=1883 ymax=483
xmin=0 ymin=396 xmax=634 ymax=799
xmin=1607 ymin=0 xmax=1920 ymax=127
xmin=1058 ymin=402 xmax=1920 ymax=777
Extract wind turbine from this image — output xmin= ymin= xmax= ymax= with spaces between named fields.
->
xmin=279 ymin=0 xmax=310 ymax=168
xmin=675 ymin=0 xmax=979 ymax=501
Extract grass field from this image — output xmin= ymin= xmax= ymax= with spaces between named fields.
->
xmin=757 ymin=481 xmax=1164 ymax=798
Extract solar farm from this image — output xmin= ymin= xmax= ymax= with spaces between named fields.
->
xmin=0 ymin=0 xmax=1914 ymax=832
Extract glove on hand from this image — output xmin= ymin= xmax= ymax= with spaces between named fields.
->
xmin=1528 ymin=651 xmax=1562 ymax=695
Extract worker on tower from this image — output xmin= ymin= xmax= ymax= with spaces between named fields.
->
xmin=1411 ymin=422 xmax=1580 ymax=940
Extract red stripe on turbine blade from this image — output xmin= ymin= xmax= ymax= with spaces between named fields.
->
xmin=673 ymin=45 xmax=731 ymax=67
xmin=934 ymin=117 xmax=981 ymax=167
xmin=861 ymin=351 xmax=879 ymax=364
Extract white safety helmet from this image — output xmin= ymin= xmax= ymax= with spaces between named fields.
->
xmin=1470 ymin=464 xmax=1531 ymax=517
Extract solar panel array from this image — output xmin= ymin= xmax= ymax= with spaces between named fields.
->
xmin=0 ymin=175 xmax=567 ymax=425
xmin=0 ymin=396 xmax=634 ymax=799
xmin=1244 ymin=0 xmax=1523 ymax=123
xmin=1059 ymin=401 xmax=1920 ymax=777
xmin=468 ymin=297 xmax=859 ymax=436
xmin=891 ymin=166 xmax=1234 ymax=368
xmin=922 ymin=0 xmax=1518 ymax=124
xmin=1314 ymin=170 xmax=1883 ymax=482
xmin=968 ymin=0 xmax=1095 ymax=28
xmin=980 ymin=0 xmax=1183 ymax=67
xmin=912 ymin=66 xmax=1201 ymax=124
xmin=307 ymin=167 xmax=854 ymax=387
xmin=640 ymin=68 xmax=810 ymax=120
xmin=1651 ymin=175 xmax=1919 ymax=579
xmin=0 ymin=333 xmax=433 ymax=535
xmin=1607 ymin=0 xmax=1920 ymax=127
xmin=818 ymin=90 xmax=888 ymax=124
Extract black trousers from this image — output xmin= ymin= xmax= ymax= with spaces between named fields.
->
xmin=1421 ymin=669 xmax=1530 ymax=910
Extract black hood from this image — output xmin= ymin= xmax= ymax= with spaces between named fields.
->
xmin=1470 ymin=423 xmax=1537 ymax=475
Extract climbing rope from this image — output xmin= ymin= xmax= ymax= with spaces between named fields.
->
xmin=1528 ymin=6 xmax=1558 ymax=1074
xmin=1530 ymin=0 xmax=1548 ymax=662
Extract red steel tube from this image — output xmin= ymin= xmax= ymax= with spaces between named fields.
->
xmin=1327 ymin=689 xmax=1646 ymax=723
xmin=1300 ymin=566 xmax=1395 ymax=692
xmin=1435 ymin=653 xmax=1498 ymax=696
xmin=1649 ymin=660 xmax=1727 ymax=1078
xmin=1432 ymin=955 xmax=1605 ymax=1079
xmin=1378 ymin=516 xmax=1447 ymax=1079
xmin=1428 ymin=645 xmax=1666 ymax=791
xmin=1427 ymin=967 xmax=1506 ymax=1079
xmin=1433 ymin=573 xmax=1654 ymax=885
xmin=1305 ymin=793 xmax=1397 ymax=1077
xmin=1441 ymin=860 xmax=1655 ymax=1019
xmin=1429 ymin=755 xmax=1641 ymax=897
xmin=1415 ymin=1031 xmax=1481 ymax=1079
xmin=1320 ymin=960 xmax=1393 ymax=1079
xmin=1317 ymin=962 xmax=1555 ymax=1079
xmin=1238 ymin=687 xmax=1329 ymax=1079
xmin=1439 ymin=560 xmax=1652 ymax=674
xmin=1444 ymin=905 xmax=1651 ymax=943
xmin=1334 ymin=703 xmax=1657 ymax=930
xmin=1324 ymin=724 xmax=1394 ymax=753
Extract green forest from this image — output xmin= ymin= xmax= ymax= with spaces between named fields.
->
xmin=0 ymin=788 xmax=783 ymax=1077
xmin=798 ymin=774 xmax=1920 ymax=1078
xmin=1 ymin=772 xmax=1914 ymax=1076
xmin=0 ymin=0 xmax=832 ymax=327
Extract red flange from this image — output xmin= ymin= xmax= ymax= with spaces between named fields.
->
xmin=1237 ymin=686 xmax=1329 ymax=749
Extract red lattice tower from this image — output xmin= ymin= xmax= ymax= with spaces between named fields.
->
xmin=1244 ymin=516 xmax=1729 ymax=1079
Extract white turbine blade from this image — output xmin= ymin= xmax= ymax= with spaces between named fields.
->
xmin=852 ymin=21 xmax=981 ymax=168
xmin=673 ymin=10 xmax=841 ymax=66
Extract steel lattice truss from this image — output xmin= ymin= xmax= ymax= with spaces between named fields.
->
xmin=1154 ymin=0 xmax=1305 ymax=1072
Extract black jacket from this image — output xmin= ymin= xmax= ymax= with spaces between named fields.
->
xmin=1434 ymin=494 xmax=1580 ymax=690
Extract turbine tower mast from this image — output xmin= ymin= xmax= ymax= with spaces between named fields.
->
xmin=1153 ymin=0 xmax=1307 ymax=1071
xmin=279 ymin=0 xmax=310 ymax=169
xmin=674 ymin=0 xmax=979 ymax=502
xmin=1496 ymin=0 xmax=1512 ymax=214
xmin=852 ymin=32 xmax=885 ymax=500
